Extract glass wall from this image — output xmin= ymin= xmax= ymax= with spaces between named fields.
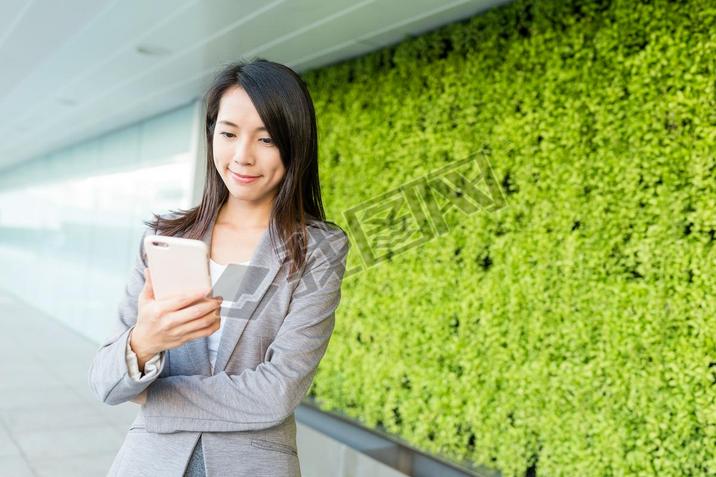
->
xmin=0 ymin=100 xmax=201 ymax=344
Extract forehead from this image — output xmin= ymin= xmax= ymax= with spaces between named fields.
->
xmin=217 ymin=86 xmax=261 ymax=122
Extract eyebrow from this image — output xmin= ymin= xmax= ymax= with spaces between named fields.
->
xmin=217 ymin=120 xmax=267 ymax=132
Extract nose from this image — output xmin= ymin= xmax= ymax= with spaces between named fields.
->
xmin=231 ymin=136 xmax=254 ymax=166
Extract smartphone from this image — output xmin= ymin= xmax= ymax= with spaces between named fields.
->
xmin=143 ymin=234 xmax=212 ymax=301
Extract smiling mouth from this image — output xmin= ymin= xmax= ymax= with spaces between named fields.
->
xmin=229 ymin=170 xmax=261 ymax=179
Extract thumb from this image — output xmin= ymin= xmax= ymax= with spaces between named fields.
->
xmin=141 ymin=268 xmax=155 ymax=301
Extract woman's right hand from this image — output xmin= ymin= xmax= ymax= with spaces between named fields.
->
xmin=130 ymin=267 xmax=223 ymax=358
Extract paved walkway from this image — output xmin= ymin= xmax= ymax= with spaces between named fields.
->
xmin=0 ymin=288 xmax=410 ymax=477
xmin=0 ymin=288 xmax=134 ymax=476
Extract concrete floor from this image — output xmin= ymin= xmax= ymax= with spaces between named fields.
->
xmin=0 ymin=289 xmax=408 ymax=477
xmin=0 ymin=289 xmax=134 ymax=476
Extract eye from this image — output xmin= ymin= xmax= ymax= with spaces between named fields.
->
xmin=219 ymin=131 xmax=235 ymax=139
xmin=259 ymin=137 xmax=274 ymax=145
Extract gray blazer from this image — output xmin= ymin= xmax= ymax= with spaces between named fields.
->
xmin=87 ymin=209 xmax=350 ymax=476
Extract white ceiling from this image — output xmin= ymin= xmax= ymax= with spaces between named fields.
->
xmin=0 ymin=0 xmax=510 ymax=171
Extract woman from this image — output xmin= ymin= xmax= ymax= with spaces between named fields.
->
xmin=88 ymin=58 xmax=350 ymax=476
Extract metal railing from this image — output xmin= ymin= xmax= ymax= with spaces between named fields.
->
xmin=296 ymin=399 xmax=500 ymax=477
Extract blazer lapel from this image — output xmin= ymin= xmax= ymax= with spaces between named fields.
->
xmin=195 ymin=207 xmax=284 ymax=375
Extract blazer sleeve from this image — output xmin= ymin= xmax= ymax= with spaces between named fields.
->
xmin=87 ymin=225 xmax=168 ymax=405
xmin=141 ymin=228 xmax=350 ymax=433
xmin=126 ymin=327 xmax=165 ymax=380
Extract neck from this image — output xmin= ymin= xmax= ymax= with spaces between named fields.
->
xmin=217 ymin=196 xmax=272 ymax=231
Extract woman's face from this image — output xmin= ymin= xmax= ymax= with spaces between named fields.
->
xmin=212 ymin=85 xmax=285 ymax=204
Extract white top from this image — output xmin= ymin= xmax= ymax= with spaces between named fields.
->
xmin=126 ymin=258 xmax=250 ymax=382
xmin=207 ymin=258 xmax=250 ymax=373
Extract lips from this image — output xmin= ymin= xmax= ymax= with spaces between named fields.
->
xmin=229 ymin=170 xmax=260 ymax=179
xmin=229 ymin=170 xmax=261 ymax=184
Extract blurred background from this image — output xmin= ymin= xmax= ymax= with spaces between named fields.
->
xmin=0 ymin=0 xmax=714 ymax=476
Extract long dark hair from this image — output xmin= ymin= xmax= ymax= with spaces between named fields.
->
xmin=144 ymin=58 xmax=337 ymax=276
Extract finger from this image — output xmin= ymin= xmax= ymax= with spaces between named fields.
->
xmin=142 ymin=268 xmax=155 ymax=301
xmin=181 ymin=322 xmax=221 ymax=346
xmin=176 ymin=312 xmax=221 ymax=340
xmin=139 ymin=269 xmax=149 ymax=303
xmin=157 ymin=287 xmax=214 ymax=314
xmin=170 ymin=299 xmax=222 ymax=326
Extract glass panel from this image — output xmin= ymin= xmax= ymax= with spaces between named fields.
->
xmin=0 ymin=101 xmax=199 ymax=343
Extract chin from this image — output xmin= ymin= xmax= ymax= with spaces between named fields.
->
xmin=227 ymin=187 xmax=254 ymax=197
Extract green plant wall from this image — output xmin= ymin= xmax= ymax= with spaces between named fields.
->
xmin=300 ymin=0 xmax=716 ymax=475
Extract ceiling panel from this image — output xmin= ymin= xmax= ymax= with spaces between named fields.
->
xmin=2 ymin=0 xmax=198 ymax=124
xmin=0 ymin=0 xmax=511 ymax=171
xmin=0 ymin=0 xmax=30 ymax=36
xmin=0 ymin=0 xmax=115 ymax=107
